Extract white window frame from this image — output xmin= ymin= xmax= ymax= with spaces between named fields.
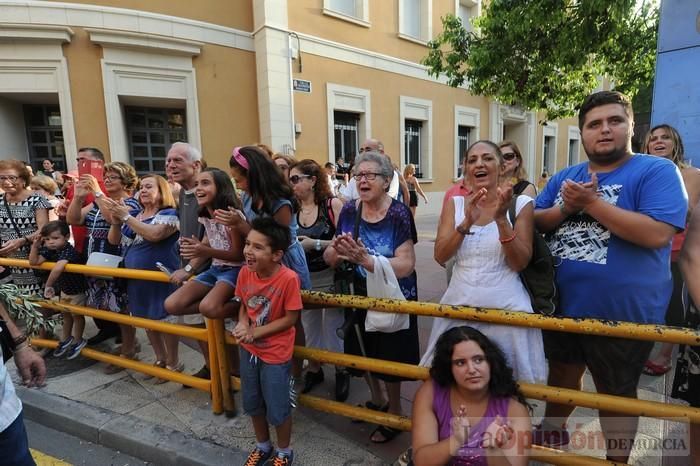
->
xmin=326 ymin=83 xmax=371 ymax=164
xmin=567 ymin=125 xmax=581 ymax=166
xmin=542 ymin=122 xmax=558 ymax=175
xmin=455 ymin=0 xmax=481 ymax=32
xmin=323 ymin=0 xmax=370 ymax=27
xmin=398 ymin=0 xmax=432 ymax=44
xmin=88 ymin=29 xmax=202 ymax=165
xmin=400 ymin=96 xmax=433 ymax=180
xmin=0 ymin=25 xmax=78 ymax=169
xmin=454 ymin=105 xmax=480 ymax=180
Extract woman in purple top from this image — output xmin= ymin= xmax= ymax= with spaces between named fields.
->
xmin=412 ymin=326 xmax=531 ymax=466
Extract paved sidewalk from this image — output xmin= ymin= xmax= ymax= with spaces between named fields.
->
xmin=9 ymin=211 xmax=692 ymax=465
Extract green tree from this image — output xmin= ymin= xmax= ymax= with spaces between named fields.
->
xmin=423 ymin=0 xmax=659 ymax=121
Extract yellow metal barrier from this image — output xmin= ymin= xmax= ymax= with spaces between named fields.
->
xmin=1 ymin=258 xmax=688 ymax=464
xmin=303 ymin=291 xmax=700 ymax=345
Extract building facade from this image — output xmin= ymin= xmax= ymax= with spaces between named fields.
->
xmin=0 ymin=0 xmax=583 ymax=214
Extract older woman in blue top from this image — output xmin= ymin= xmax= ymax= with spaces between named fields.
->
xmin=324 ymin=150 xmax=420 ymax=443
xmin=108 ymin=174 xmax=181 ymax=380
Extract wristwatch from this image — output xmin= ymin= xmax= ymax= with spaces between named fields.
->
xmin=121 ymin=214 xmax=130 ymax=223
xmin=184 ymin=264 xmax=193 ymax=274
xmin=95 ymin=192 xmax=103 ymax=199
xmin=315 ymin=239 xmax=322 ymax=251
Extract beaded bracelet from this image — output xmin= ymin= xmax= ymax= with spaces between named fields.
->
xmin=499 ymin=232 xmax=517 ymax=244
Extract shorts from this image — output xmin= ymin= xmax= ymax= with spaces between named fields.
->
xmin=239 ymin=346 xmax=292 ymax=426
xmin=409 ymin=190 xmax=418 ymax=207
xmin=543 ymin=330 xmax=653 ymax=396
xmin=60 ymin=292 xmax=87 ymax=306
xmin=194 ymin=265 xmax=240 ymax=289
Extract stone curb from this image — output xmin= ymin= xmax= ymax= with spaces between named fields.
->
xmin=17 ymin=387 xmax=246 ymax=465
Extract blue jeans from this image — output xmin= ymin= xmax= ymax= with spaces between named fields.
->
xmin=0 ymin=410 xmax=35 ymax=466
xmin=239 ymin=346 xmax=292 ymax=426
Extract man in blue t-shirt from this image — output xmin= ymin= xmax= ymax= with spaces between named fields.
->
xmin=533 ymin=91 xmax=687 ymax=462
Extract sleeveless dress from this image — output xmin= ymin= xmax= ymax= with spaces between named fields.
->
xmin=84 ymin=197 xmax=141 ymax=312
xmin=0 ymin=193 xmax=51 ymax=295
xmin=433 ymin=381 xmax=510 ymax=465
xmin=122 ymin=208 xmax=179 ymax=321
xmin=421 ymin=195 xmax=547 ymax=384
xmin=241 ymin=193 xmax=311 ymax=290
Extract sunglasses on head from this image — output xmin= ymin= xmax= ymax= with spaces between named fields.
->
xmin=502 ymin=152 xmax=518 ymax=161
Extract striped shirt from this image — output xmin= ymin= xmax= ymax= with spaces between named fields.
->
xmin=0 ymin=332 xmax=22 ymax=432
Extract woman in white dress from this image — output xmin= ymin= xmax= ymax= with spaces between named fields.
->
xmin=422 ymin=140 xmax=546 ymax=384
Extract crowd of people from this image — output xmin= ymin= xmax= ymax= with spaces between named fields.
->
xmin=1 ymin=89 xmax=698 ymax=466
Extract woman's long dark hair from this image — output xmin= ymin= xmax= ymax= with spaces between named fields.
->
xmin=229 ymin=145 xmax=298 ymax=214
xmin=430 ymin=326 xmax=529 ymax=408
xmin=198 ymin=167 xmax=241 ymax=218
xmin=293 ymin=159 xmax=333 ymax=206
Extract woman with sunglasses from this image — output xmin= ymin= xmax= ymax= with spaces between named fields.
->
xmin=289 ymin=159 xmax=351 ymax=401
xmin=498 ymin=141 xmax=537 ymax=197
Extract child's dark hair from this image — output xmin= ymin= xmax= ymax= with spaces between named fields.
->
xmin=430 ymin=326 xmax=530 ymax=409
xmin=40 ymin=220 xmax=70 ymax=238
xmin=198 ymin=167 xmax=241 ymax=218
xmin=250 ymin=217 xmax=290 ymax=253
xmin=229 ymin=145 xmax=298 ymax=215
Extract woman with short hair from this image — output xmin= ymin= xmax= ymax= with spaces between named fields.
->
xmin=0 ymin=159 xmax=50 ymax=295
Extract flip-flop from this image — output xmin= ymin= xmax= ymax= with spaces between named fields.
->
xmin=370 ymin=425 xmax=402 ymax=444
xmin=643 ymin=360 xmax=672 ymax=376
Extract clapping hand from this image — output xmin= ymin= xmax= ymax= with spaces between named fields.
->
xmin=232 ymin=320 xmax=254 ymax=344
xmin=179 ymin=235 xmax=207 ymax=260
xmin=107 ymin=199 xmax=130 ymax=222
xmin=459 ymin=187 xmax=487 ymax=232
xmin=450 ymin=404 xmax=471 ymax=454
xmin=494 ymin=184 xmax=514 ymax=220
xmin=561 ymin=172 xmax=599 ymax=212
xmin=332 ymin=233 xmax=370 ymax=268
xmin=482 ymin=415 xmax=514 ymax=450
xmin=214 ymin=207 xmax=246 ymax=228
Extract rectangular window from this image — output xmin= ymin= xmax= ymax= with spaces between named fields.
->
xmin=404 ymin=119 xmax=423 ymax=177
xmin=125 ymin=106 xmax=187 ymax=176
xmin=333 ymin=111 xmax=359 ymax=165
xmin=568 ymin=138 xmax=579 ymax=166
xmin=457 ymin=125 xmax=472 ymax=178
xmin=402 ymin=0 xmax=421 ymax=38
xmin=326 ymin=0 xmax=360 ymax=18
xmin=24 ymin=104 xmax=65 ymax=172
xmin=543 ymin=135 xmax=555 ymax=175
xmin=458 ymin=0 xmax=478 ymax=32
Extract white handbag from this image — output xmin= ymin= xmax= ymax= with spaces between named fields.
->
xmin=364 ymin=255 xmax=410 ymax=333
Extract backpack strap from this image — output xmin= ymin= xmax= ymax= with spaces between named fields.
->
xmin=326 ymin=197 xmax=335 ymax=226
xmin=508 ymin=194 xmax=519 ymax=226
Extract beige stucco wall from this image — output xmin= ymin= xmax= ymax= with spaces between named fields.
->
xmin=62 ymin=28 xmax=111 ymax=158
xmin=193 ymin=44 xmax=260 ymax=169
xmin=289 ymin=0 xmax=455 ymax=65
xmin=59 ymin=26 xmax=259 ymax=166
xmin=46 ymin=0 xmax=253 ymax=32
xmin=292 ymin=53 xmax=490 ymax=193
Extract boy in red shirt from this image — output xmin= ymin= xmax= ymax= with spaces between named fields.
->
xmin=233 ymin=217 xmax=302 ymax=466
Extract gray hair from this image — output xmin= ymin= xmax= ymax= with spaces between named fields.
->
xmin=354 ymin=150 xmax=394 ymax=179
xmin=170 ymin=142 xmax=202 ymax=163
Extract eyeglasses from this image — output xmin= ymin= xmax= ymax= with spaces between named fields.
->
xmin=289 ymin=174 xmax=312 ymax=184
xmin=276 ymin=164 xmax=290 ymax=171
xmin=353 ymin=172 xmax=383 ymax=181
xmin=502 ymin=152 xmax=518 ymax=161
xmin=104 ymin=175 xmax=121 ymax=182
xmin=0 ymin=175 xmax=19 ymax=183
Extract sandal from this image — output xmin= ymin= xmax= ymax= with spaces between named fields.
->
xmin=370 ymin=425 xmax=402 ymax=444
xmin=642 ymin=360 xmax=672 ymax=376
xmin=351 ymin=401 xmax=389 ymax=424
xmin=155 ymin=362 xmax=185 ymax=384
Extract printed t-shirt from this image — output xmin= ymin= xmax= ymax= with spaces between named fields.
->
xmin=235 ymin=265 xmax=302 ymax=364
xmin=38 ymin=243 xmax=87 ymax=295
xmin=199 ymin=217 xmax=241 ymax=267
xmin=535 ymin=154 xmax=687 ymax=324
